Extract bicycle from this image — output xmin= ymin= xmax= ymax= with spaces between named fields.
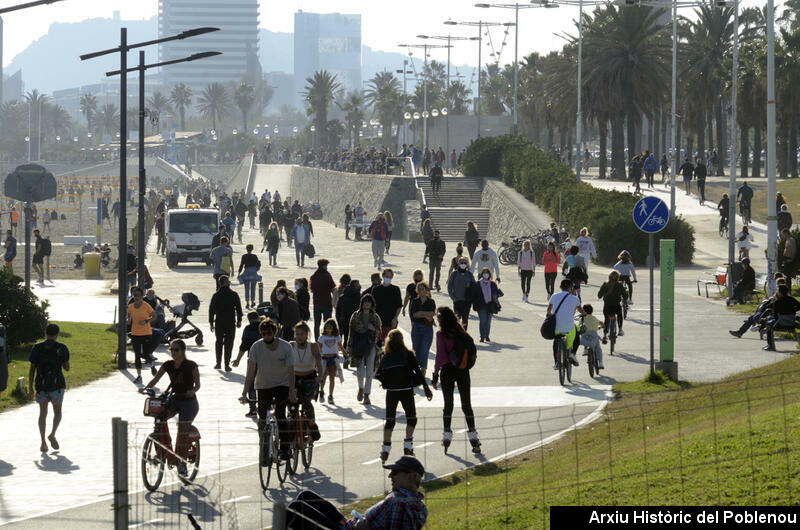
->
xmin=586 ymin=340 xmax=601 ymax=379
xmin=288 ymin=400 xmax=316 ymax=474
xmin=141 ymin=388 xmax=201 ymax=492
xmin=242 ymin=398 xmax=288 ymax=490
xmin=740 ymin=202 xmax=752 ymax=225
xmin=606 ymin=315 xmax=618 ymax=356
xmin=719 ymin=216 xmax=729 ymax=238
xmin=554 ymin=333 xmax=572 ymax=386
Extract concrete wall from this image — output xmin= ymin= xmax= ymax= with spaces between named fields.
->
xmin=480 ymin=178 xmax=553 ymax=245
xmin=289 ymin=166 xmax=417 ymax=239
xmin=195 ymin=164 xmax=238 ymax=182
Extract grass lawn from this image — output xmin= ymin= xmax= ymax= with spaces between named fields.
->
xmin=1 ymin=322 xmax=117 ymax=413
xmin=345 ymin=359 xmax=800 ymax=528
xmin=705 ymin=177 xmax=800 ymax=225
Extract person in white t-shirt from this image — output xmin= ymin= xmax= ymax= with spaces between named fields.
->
xmin=575 ymin=227 xmax=597 ymax=273
xmin=546 ymin=279 xmax=585 ymax=370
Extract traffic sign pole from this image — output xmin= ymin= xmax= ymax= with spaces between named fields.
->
xmin=649 ymin=233 xmax=654 ymax=376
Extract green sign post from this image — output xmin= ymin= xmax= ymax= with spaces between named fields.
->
xmin=658 ymin=239 xmax=677 ymax=379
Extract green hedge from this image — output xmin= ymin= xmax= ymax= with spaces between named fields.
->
xmin=463 ymin=136 xmax=696 ymax=265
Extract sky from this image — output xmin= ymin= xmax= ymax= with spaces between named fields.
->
xmin=0 ymin=0 xmax=774 ymax=69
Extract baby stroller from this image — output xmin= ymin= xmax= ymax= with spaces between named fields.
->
xmin=255 ymin=301 xmax=279 ymax=321
xmin=162 ymin=293 xmax=204 ymax=346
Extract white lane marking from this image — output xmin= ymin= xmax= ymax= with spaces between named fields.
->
xmin=222 ymin=496 xmax=251 ymax=504
xmin=456 ymin=428 xmax=468 ymax=434
xmin=362 ymin=458 xmax=382 ymax=465
xmin=485 ymin=413 xmax=499 ymax=420
xmin=416 ymin=385 xmax=612 ymax=409
xmin=128 ymin=519 xmax=164 ymax=528
xmin=415 ymin=442 xmax=434 ymax=449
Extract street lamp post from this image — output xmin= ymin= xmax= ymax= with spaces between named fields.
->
xmin=727 ymin=0 xmax=740 ymax=302
xmin=396 ymin=60 xmax=414 ymax=147
xmin=398 ymin=43 xmax=449 ymax=150
xmin=444 ymin=19 xmax=512 ymax=139
xmin=81 ymin=25 xmax=220 ymax=370
xmin=766 ymin=0 xmax=777 ymax=294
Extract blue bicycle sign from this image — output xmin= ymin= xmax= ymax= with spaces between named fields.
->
xmin=633 ymin=196 xmax=669 ymax=234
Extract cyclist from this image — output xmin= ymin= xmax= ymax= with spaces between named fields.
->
xmin=613 ymin=250 xmax=637 ymax=305
xmin=239 ymin=318 xmax=296 ymax=461
xmin=718 ymin=194 xmax=730 ymax=234
xmin=563 ymin=246 xmax=588 ymax=299
xmin=290 ymin=322 xmax=322 ymax=441
xmin=579 ymin=304 xmax=604 ymax=370
xmin=141 ymin=339 xmax=200 ymax=476
xmin=737 ymin=181 xmax=753 ymax=223
xmin=598 ymin=270 xmax=628 ymax=341
xmin=546 ymin=279 xmax=585 ymax=370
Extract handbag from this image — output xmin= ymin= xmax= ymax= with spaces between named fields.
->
xmin=540 ymin=294 xmax=569 ymax=340
xmin=350 ymin=330 xmax=373 ymax=359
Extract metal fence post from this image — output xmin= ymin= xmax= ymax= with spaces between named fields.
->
xmin=272 ymin=501 xmax=287 ymax=529
xmin=112 ymin=417 xmax=129 ymax=529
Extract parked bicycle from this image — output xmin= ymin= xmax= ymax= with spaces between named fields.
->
xmin=241 ymin=397 xmax=289 ymax=490
xmin=140 ymin=388 xmax=201 ymax=491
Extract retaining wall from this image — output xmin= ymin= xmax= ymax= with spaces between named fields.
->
xmin=289 ymin=166 xmax=417 ymax=239
xmin=480 ymin=178 xmax=553 ymax=245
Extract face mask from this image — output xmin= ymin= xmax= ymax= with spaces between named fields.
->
xmin=459 ymin=263 xmax=467 ymax=269
xmin=383 ymin=278 xmax=392 ymax=285
xmin=294 ymin=284 xmax=301 ymax=291
xmin=482 ymin=273 xmax=490 ymax=279
xmin=276 ymin=294 xmax=285 ymax=302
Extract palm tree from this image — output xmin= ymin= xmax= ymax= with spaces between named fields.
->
xmin=80 ymin=92 xmax=98 ymax=132
xmin=446 ymin=80 xmax=472 ymax=116
xmin=146 ymin=91 xmax=172 ymax=132
xmin=365 ymin=71 xmax=403 ymax=146
xmin=337 ymin=91 xmax=365 ymax=147
xmin=197 ymin=82 xmax=231 ymax=131
xmin=170 ymin=83 xmax=192 ymax=131
xmin=96 ymin=104 xmax=119 ymax=138
xmin=234 ymin=82 xmax=256 ymax=132
xmin=302 ymin=70 xmax=342 ymax=148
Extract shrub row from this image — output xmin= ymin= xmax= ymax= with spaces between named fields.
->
xmin=462 ymin=135 xmax=696 ymax=265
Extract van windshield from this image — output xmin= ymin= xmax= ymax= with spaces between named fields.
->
xmin=169 ymin=213 xmax=218 ymax=234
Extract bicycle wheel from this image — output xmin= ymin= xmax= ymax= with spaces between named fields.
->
xmin=622 ymin=300 xmax=628 ymax=320
xmin=587 ymin=349 xmax=595 ymax=378
xmin=558 ymin=339 xmax=566 ymax=386
xmin=566 ymin=348 xmax=572 ymax=383
xmin=141 ymin=436 xmax=165 ymax=492
xmin=499 ymin=247 xmax=514 ymax=266
xmin=179 ymin=438 xmax=200 ymax=485
xmin=609 ymin=320 xmax=616 ymax=356
xmin=258 ymin=428 xmax=272 ymax=491
xmin=273 ymin=423 xmax=288 ymax=484
xmin=302 ymin=442 xmax=314 ymax=471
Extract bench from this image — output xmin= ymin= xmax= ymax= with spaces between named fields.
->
xmin=697 ymin=266 xmax=728 ymax=297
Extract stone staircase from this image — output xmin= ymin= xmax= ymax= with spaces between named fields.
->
xmin=417 ymin=176 xmax=489 ymax=243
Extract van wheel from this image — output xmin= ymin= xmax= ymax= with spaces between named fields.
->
xmin=166 ymin=254 xmax=178 ymax=268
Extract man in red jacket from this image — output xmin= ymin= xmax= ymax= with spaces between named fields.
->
xmin=310 ymin=258 xmax=335 ymax=339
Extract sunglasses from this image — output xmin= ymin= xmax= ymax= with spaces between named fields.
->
xmin=169 ymin=347 xmax=183 ymax=353
xmin=261 ymin=331 xmax=275 ymax=337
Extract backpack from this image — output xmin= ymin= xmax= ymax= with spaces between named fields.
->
xmin=449 ymin=332 xmax=477 ymax=370
xmin=35 ymin=342 xmax=66 ymax=392
xmin=540 ymin=294 xmax=569 ymax=340
xmin=304 ymin=243 xmax=316 ymax=258
xmin=40 ymin=238 xmax=52 ymax=257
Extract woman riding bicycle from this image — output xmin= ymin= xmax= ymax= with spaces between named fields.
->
xmin=290 ymin=322 xmax=323 ymax=441
xmin=141 ymin=339 xmax=200 ymax=476
xmin=598 ymin=270 xmax=628 ymax=342
xmin=613 ymin=250 xmax=637 ymax=304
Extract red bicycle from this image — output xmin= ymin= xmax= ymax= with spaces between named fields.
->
xmin=141 ymin=389 xmax=201 ymax=491
xmin=288 ymin=399 xmax=318 ymax=474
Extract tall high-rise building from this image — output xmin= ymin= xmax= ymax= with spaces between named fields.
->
xmin=294 ymin=11 xmax=361 ymax=109
xmin=158 ymin=0 xmax=260 ymax=101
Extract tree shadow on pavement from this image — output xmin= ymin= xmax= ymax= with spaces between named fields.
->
xmin=0 ymin=459 xmax=15 ymax=477
xmin=610 ymin=351 xmax=649 ymax=365
xmin=481 ymin=342 xmax=522 ymax=352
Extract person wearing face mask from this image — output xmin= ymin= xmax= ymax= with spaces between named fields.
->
xmin=290 ymin=217 xmax=311 ymax=267
xmin=209 ymin=275 xmax=243 ymax=371
xmin=426 ymin=230 xmax=447 ymax=292
xmin=336 ymin=279 xmax=361 ymax=361
xmin=294 ymin=277 xmax=310 ymax=322
xmin=348 ymin=294 xmax=382 ymax=405
xmin=371 ymin=268 xmax=404 ymax=342
xmin=239 ymin=318 xmax=296 ymax=461
xmin=368 ymin=213 xmax=390 ymax=270
xmin=449 ymin=243 xmax=466 ymax=275
xmin=310 ymin=258 xmax=336 ymax=340
xmin=141 ymin=339 xmax=201 ymax=476
xmin=276 ymin=287 xmax=302 ymax=342
xmin=409 ymin=282 xmax=437 ymax=373
xmin=402 ymin=269 xmax=425 ymax=317
xmin=473 ymin=267 xmax=502 ymax=343
xmin=470 ymin=240 xmax=500 ymax=283
xmin=448 ymin=256 xmax=476 ymax=330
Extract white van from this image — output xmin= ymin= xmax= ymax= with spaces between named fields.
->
xmin=165 ymin=207 xmax=219 ymax=268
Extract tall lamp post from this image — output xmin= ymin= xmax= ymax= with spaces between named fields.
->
xmin=444 ymin=19 xmax=513 ymax=139
xmin=398 ymin=42 xmax=449 ymax=150
xmin=106 ymin=49 xmax=221 ymax=290
xmin=416 ymin=33 xmax=478 ymax=166
xmin=80 ymin=26 xmax=220 ymax=370
xmin=766 ymin=0 xmax=777 ymax=294
xmin=396 ymin=60 xmax=414 ymax=147
xmin=475 ymin=2 xmax=559 ymax=136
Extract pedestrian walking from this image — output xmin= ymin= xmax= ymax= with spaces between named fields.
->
xmin=517 ymin=239 xmax=536 ymax=302
xmin=643 ymin=151 xmax=658 ymax=188
xmin=232 ymin=311 xmax=263 ymax=417
xmin=209 ymin=275 xmax=243 ymax=371
xmin=470 ymin=240 xmax=501 ymax=282
xmin=290 ymin=217 xmax=311 ymax=267
xmin=694 ymin=157 xmax=707 ymax=205
xmin=210 ymin=236 xmax=234 ymax=288
xmin=778 ymin=204 xmax=793 ymax=231
xmin=336 ymin=279 xmax=361 ymax=354
xmin=421 ymin=219 xmax=434 ymax=264
xmin=127 ymin=286 xmax=157 ymax=384
xmin=575 ymin=227 xmax=597 ymax=273
xmin=402 ymin=269 xmax=424 ymax=318
xmin=310 ymin=258 xmax=336 ymax=339
xmin=432 ymin=306 xmax=481 ymax=455
xmin=354 ymin=202 xmax=365 ymax=240
xmin=464 ymin=222 xmax=480 ymax=260
xmin=237 ymin=244 xmax=262 ymax=309
xmin=679 ymin=157 xmax=694 ymax=195
xmin=262 ymin=222 xmax=280 ymax=266
xmin=449 ymin=243 xmax=465 ymax=275
xmin=28 ymin=323 xmax=70 ymax=453
xmin=276 ymin=286 xmax=302 ymax=341
xmin=542 ymin=242 xmax=560 ymax=299
xmin=317 ymin=318 xmax=344 ymax=405
xmin=344 ymin=204 xmax=353 ymax=240
xmin=448 ymin=255 xmax=476 ymax=331
xmin=348 ymin=294 xmax=381 ymax=405
xmin=384 ymin=211 xmax=394 ymax=254
xmin=474 ymin=267 xmax=502 ymax=343
xmin=426 ymin=230 xmax=446 ymax=291
xmin=375 ymin=330 xmax=433 ymax=462
xmin=4 ymin=229 xmax=17 ymax=275
xmin=155 ymin=212 xmax=166 ymax=255
xmin=409 ymin=282 xmax=436 ymax=374
xmin=371 ymin=268 xmax=403 ymax=342
xmin=295 ymin=277 xmax=311 ymax=322
xmin=629 ymin=155 xmax=643 ymax=194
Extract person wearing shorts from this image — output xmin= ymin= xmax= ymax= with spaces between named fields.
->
xmin=28 ymin=323 xmax=70 ymax=452
xmin=127 ymin=286 xmax=157 ymax=384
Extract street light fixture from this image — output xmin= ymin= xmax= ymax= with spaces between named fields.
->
xmin=81 ymin=25 xmax=220 ymax=373
xmin=398 ymin=42 xmax=450 ymax=150
xmin=0 ymin=0 xmax=64 ymax=15
xmin=443 ymin=19 xmax=514 ymax=139
xmin=475 ymin=2 xmax=559 ymax=136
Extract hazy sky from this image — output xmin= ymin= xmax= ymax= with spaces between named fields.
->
xmin=1 ymin=0 xmax=773 ymax=69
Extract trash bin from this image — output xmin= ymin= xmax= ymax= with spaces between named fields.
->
xmin=84 ymin=252 xmax=101 ymax=277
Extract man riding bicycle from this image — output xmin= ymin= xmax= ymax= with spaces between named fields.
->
xmin=240 ymin=318 xmax=296 ymax=460
xmin=718 ymin=194 xmax=730 ymax=226
xmin=546 ymin=279 xmax=586 ymax=370
xmin=737 ymin=181 xmax=754 ymax=223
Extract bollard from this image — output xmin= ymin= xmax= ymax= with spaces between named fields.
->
xmin=272 ymin=502 xmax=287 ymax=529
xmin=16 ymin=376 xmax=25 ymax=395
xmin=258 ymin=282 xmax=264 ymax=305
xmin=112 ymin=417 xmax=129 ymax=529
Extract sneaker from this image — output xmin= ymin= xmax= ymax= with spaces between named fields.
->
xmin=628 ymin=299 xmax=633 ymax=305
xmin=522 ymin=295 xmax=526 ymax=302
xmin=763 ymin=345 xmax=776 ymax=351
xmin=134 ymin=375 xmax=142 ymax=384
xmin=225 ymin=365 xmax=232 ymax=372
xmin=150 ymin=365 xmax=157 ymax=376
xmin=468 ymin=431 xmax=482 ymax=454
xmin=177 ymin=462 xmax=188 ymax=476
xmin=328 ymin=395 xmax=334 ymax=405
xmin=318 ymin=388 xmax=324 ymax=401
xmin=601 ymin=336 xmax=608 ymax=344
xmin=729 ymin=330 xmax=742 ymax=338
xmin=597 ymin=361 xmax=605 ymax=369
xmin=245 ymin=410 xmax=257 ymax=418
xmin=214 ymin=363 xmax=221 ymax=370
xmin=442 ymin=430 xmax=453 ymax=454
xmin=403 ymin=439 xmax=415 ymax=456
xmin=553 ymin=362 xmax=559 ymax=370
xmin=363 ymin=394 xmax=371 ymax=405
xmin=357 ymin=388 xmax=364 ymax=402
xmin=618 ymin=329 xmax=625 ymax=337
xmin=569 ymin=354 xmax=579 ymax=366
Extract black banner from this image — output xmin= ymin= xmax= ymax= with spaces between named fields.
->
xmin=551 ymin=506 xmax=800 ymax=529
